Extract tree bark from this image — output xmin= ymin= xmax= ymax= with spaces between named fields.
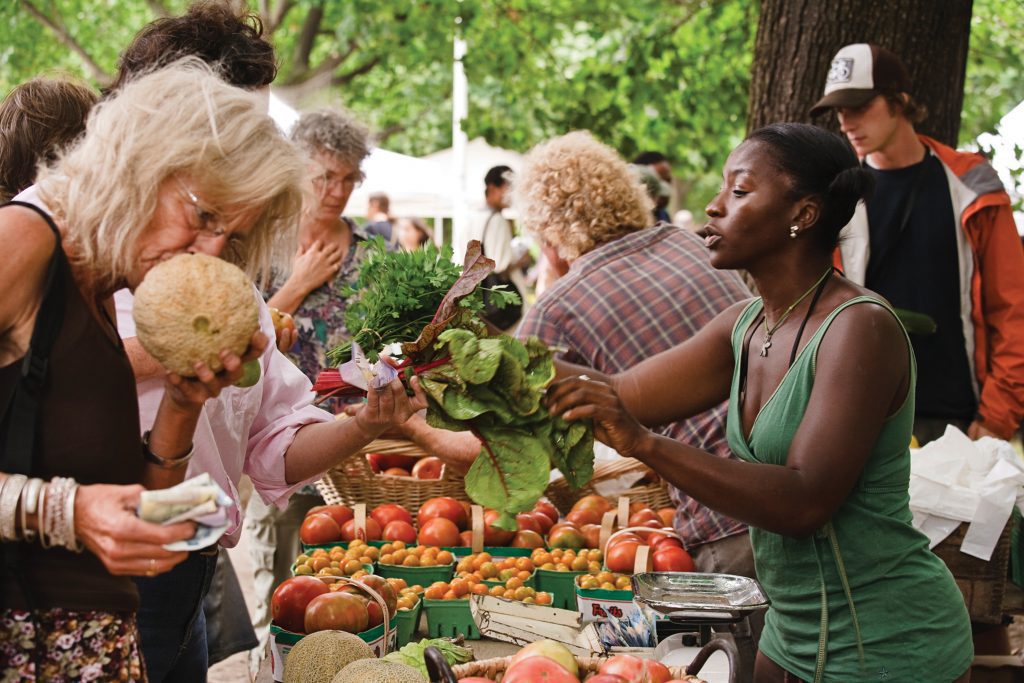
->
xmin=747 ymin=0 xmax=973 ymax=146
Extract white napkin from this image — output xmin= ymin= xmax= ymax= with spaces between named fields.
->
xmin=909 ymin=425 xmax=1024 ymax=560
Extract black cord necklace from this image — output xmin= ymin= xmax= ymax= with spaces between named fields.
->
xmin=739 ymin=268 xmax=835 ymax=401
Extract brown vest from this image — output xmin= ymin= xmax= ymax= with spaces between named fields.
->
xmin=1 ymin=205 xmax=144 ymax=612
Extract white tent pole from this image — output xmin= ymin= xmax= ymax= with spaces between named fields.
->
xmin=451 ymin=20 xmax=470 ymax=259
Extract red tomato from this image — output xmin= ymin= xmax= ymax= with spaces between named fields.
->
xmin=652 ymin=546 xmax=695 ymax=572
xmin=605 ymin=540 xmax=641 ymax=573
xmin=628 ymin=509 xmax=661 ymax=527
xmin=340 ymin=517 xmax=382 ymax=542
xmin=382 ymin=520 xmax=417 ymax=544
xmin=411 ymin=456 xmax=444 ymax=479
xmin=503 ymin=656 xmax=581 ymax=683
xmin=599 ymin=655 xmax=647 ymax=682
xmin=548 ymin=522 xmax=580 ymax=537
xmin=605 ymin=532 xmax=642 ymax=552
xmin=516 ymin=513 xmax=543 ymax=534
xmin=533 ymin=500 xmax=560 ymax=524
xmin=382 ymin=467 xmax=411 ymax=477
xmin=303 ymin=591 xmax=369 ymax=634
xmin=530 ymin=511 xmax=555 ymax=534
xmin=458 ymin=530 xmax=473 ymax=547
xmin=418 ymin=497 xmax=469 ymax=530
xmin=643 ymin=659 xmax=673 ymax=683
xmin=511 ymin=530 xmax=546 ymax=549
xmin=586 ymin=676 xmax=628 ymax=683
xmin=483 ymin=508 xmax=516 ymax=546
xmin=306 ymin=504 xmax=353 ymax=528
xmin=371 ymin=503 xmax=414 ymax=528
xmin=570 ymin=494 xmax=612 ymax=515
xmin=459 ymin=679 xmax=498 ymax=683
xmin=355 ymin=574 xmax=398 ymax=617
xmin=418 ymin=517 xmax=461 ymax=547
xmin=656 ymin=507 xmax=676 ymax=527
xmin=581 ymin=523 xmax=602 ymax=549
xmin=566 ymin=508 xmax=602 ymax=527
xmin=270 ymin=576 xmax=328 ymax=633
xmin=547 ymin=526 xmax=586 ymax=550
xmin=299 ymin=513 xmax=342 ymax=545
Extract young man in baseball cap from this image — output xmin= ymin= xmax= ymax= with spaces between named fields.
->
xmin=812 ymin=43 xmax=1024 ymax=449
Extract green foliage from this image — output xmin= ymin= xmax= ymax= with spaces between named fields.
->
xmin=961 ymin=0 xmax=1024 ymax=144
xmin=419 ymin=328 xmax=593 ymax=529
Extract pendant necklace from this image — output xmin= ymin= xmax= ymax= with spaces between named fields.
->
xmin=760 ymin=267 xmax=833 ymax=357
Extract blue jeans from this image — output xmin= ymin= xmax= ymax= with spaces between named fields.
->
xmin=134 ymin=549 xmax=218 ymax=682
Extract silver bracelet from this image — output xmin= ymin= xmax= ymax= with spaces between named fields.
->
xmin=0 ymin=475 xmax=27 ymax=541
xmin=19 ymin=478 xmax=43 ymax=542
xmin=37 ymin=482 xmax=50 ymax=548
xmin=142 ymin=430 xmax=195 ymax=470
xmin=63 ymin=482 xmax=82 ymax=552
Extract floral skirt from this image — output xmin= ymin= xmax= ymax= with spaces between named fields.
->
xmin=0 ymin=608 xmax=146 ymax=682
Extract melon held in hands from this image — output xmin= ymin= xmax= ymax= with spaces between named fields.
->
xmin=133 ymin=253 xmax=259 ymax=376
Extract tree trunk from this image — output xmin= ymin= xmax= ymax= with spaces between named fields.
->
xmin=747 ymin=0 xmax=973 ymax=146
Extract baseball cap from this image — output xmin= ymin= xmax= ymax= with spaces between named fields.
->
xmin=809 ymin=43 xmax=913 ymax=117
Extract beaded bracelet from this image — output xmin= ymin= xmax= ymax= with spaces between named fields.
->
xmin=44 ymin=477 xmax=77 ymax=550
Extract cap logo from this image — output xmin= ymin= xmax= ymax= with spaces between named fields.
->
xmin=827 ymin=57 xmax=855 ymax=84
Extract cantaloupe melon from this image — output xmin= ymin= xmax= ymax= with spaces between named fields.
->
xmin=283 ymin=630 xmax=374 ymax=683
xmin=332 ymin=658 xmax=427 ymax=683
xmin=133 ymin=253 xmax=258 ymax=376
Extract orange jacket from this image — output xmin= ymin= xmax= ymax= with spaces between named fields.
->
xmin=834 ymin=135 xmax=1024 ymax=439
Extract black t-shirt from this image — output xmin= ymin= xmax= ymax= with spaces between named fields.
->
xmin=865 ymin=151 xmax=977 ymax=421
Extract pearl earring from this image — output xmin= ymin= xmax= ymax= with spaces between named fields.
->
xmin=789 ymin=225 xmax=799 ymax=239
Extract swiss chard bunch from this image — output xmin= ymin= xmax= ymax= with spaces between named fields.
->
xmin=402 ymin=242 xmax=594 ymax=530
xmin=327 ymin=237 xmax=520 ymax=365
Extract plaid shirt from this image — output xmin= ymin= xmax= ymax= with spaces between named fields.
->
xmin=516 ymin=223 xmax=752 ymax=549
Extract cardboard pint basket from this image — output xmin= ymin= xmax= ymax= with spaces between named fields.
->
xmin=267 ymin=575 xmax=396 ymax=682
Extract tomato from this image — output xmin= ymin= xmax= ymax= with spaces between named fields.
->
xmin=648 ymin=533 xmax=684 ymax=551
xmin=643 ymin=659 xmax=673 ymax=683
xmin=382 ymin=520 xmax=417 ymax=543
xmin=503 ymin=656 xmax=581 ymax=683
xmin=366 ymin=453 xmax=420 ymax=473
xmin=581 ymin=523 xmax=602 ymax=549
xmin=270 ymin=576 xmax=329 ymax=633
xmin=548 ymin=522 xmax=580 ymax=537
xmin=566 ymin=508 xmax=602 ymax=527
xmin=570 ymin=494 xmax=612 ymax=515
xmin=303 ymin=591 xmax=369 ymax=634
xmin=340 ymin=517 xmax=382 ymax=542
xmin=355 ymin=574 xmax=398 ymax=617
xmin=459 ymin=530 xmax=472 ymax=547
xmin=529 ymin=511 xmax=555 ymax=534
xmin=299 ymin=513 xmax=342 ymax=545
xmin=483 ymin=509 xmax=516 ymax=546
xmin=656 ymin=507 xmax=676 ymax=527
xmin=547 ymin=526 xmax=586 ymax=550
xmin=606 ymin=532 xmax=642 ymax=552
xmin=587 ymin=676 xmax=628 ymax=683
xmin=533 ymin=500 xmax=560 ymax=524
xmin=599 ymin=655 xmax=648 ymax=682
xmin=306 ymin=504 xmax=354 ymax=528
xmin=411 ymin=456 xmax=444 ymax=479
xmin=605 ymin=540 xmax=641 ymax=573
xmin=516 ymin=513 xmax=543 ymax=534
xmin=511 ymin=530 xmax=545 ymax=549
xmin=652 ymin=546 xmax=694 ymax=573
xmin=382 ymin=467 xmax=411 ymax=477
xmin=371 ymin=503 xmax=414 ymax=528
xmin=628 ymin=509 xmax=661 ymax=527
xmin=510 ymin=640 xmax=579 ymax=677
xmin=418 ymin=517 xmax=461 ymax=547
xmin=418 ymin=497 xmax=469 ymax=530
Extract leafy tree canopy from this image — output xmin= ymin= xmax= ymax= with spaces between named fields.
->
xmin=2 ymin=0 xmax=1020 ymax=213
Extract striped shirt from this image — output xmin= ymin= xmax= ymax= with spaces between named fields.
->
xmin=516 ymin=223 xmax=752 ymax=549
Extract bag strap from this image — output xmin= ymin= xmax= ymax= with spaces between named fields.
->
xmin=1 ymin=201 xmax=68 ymax=474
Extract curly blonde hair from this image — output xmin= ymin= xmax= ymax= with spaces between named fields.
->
xmin=514 ymin=131 xmax=653 ymax=261
xmin=36 ymin=57 xmax=305 ymax=291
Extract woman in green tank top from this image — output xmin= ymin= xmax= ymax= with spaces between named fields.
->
xmin=547 ymin=123 xmax=972 ymax=682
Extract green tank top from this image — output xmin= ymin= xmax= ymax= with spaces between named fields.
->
xmin=727 ymin=296 xmax=972 ymax=682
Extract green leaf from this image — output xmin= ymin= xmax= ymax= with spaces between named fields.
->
xmin=465 ymin=427 xmax=552 ymax=530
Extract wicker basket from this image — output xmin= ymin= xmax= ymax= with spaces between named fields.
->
xmin=315 ymin=437 xmax=467 ymax=510
xmin=545 ymin=457 xmax=672 ymax=515
xmin=932 ymin=520 xmax=1013 ymax=624
xmin=450 ymin=655 xmax=707 ymax=682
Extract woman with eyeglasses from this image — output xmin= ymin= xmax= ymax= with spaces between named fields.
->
xmin=0 ymin=61 xmax=426 ymax=681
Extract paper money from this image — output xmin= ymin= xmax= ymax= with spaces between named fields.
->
xmin=138 ymin=473 xmax=232 ymax=551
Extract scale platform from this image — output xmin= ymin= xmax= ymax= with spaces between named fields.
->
xmin=632 ymin=572 xmax=769 ymax=625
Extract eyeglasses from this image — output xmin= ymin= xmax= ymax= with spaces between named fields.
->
xmin=177 ymin=178 xmax=228 ymax=239
xmin=176 ymin=177 xmax=247 ymax=259
xmin=310 ymin=164 xmax=363 ymax=193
